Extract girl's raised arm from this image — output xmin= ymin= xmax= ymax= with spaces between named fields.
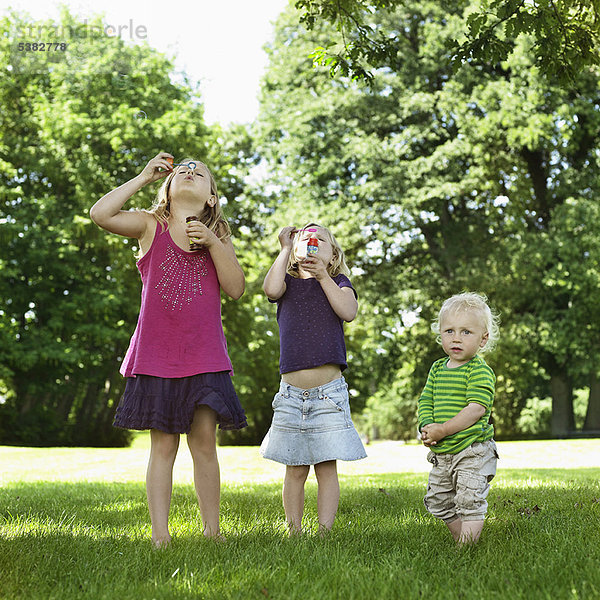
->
xmin=263 ymin=226 xmax=297 ymax=300
xmin=90 ymin=152 xmax=173 ymax=239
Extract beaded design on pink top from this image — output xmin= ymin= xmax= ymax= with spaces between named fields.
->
xmin=155 ymin=245 xmax=209 ymax=311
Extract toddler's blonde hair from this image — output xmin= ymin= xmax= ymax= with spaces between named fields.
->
xmin=287 ymin=222 xmax=350 ymax=278
xmin=431 ymin=292 xmax=500 ymax=354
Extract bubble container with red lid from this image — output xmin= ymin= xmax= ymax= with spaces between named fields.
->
xmin=185 ymin=215 xmax=203 ymax=251
xmin=307 ymin=237 xmax=319 ymax=255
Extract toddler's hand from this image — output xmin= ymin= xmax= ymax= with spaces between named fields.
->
xmin=421 ymin=428 xmax=435 ymax=447
xmin=422 ymin=423 xmax=445 ymax=445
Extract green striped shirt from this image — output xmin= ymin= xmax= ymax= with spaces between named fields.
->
xmin=417 ymin=355 xmax=495 ymax=455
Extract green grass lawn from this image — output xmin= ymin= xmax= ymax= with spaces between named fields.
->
xmin=1 ymin=438 xmax=599 ymax=599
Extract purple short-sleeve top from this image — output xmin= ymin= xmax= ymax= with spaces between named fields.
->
xmin=271 ymin=273 xmax=356 ymax=374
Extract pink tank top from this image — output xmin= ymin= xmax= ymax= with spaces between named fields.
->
xmin=120 ymin=221 xmax=233 ymax=378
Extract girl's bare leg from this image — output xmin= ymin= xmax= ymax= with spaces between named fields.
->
xmin=146 ymin=429 xmax=180 ymax=546
xmin=187 ymin=405 xmax=221 ymax=538
xmin=283 ymin=465 xmax=310 ymax=534
xmin=314 ymin=460 xmax=339 ymax=533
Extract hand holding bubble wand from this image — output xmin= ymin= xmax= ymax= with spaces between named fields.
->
xmin=296 ymin=227 xmax=319 ymax=258
xmin=145 ymin=154 xmax=204 ymax=184
xmin=165 ymin=157 xmax=198 ymax=170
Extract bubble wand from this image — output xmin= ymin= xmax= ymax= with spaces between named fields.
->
xmin=165 ymin=157 xmax=197 ymax=170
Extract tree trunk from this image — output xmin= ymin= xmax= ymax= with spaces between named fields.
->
xmin=583 ymin=373 xmax=600 ymax=431
xmin=15 ymin=375 xmax=35 ymax=417
xmin=550 ymin=372 xmax=574 ymax=436
xmin=73 ymin=381 xmax=103 ymax=444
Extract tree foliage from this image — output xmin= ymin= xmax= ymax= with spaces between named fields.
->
xmin=0 ymin=10 xmax=254 ymax=445
xmin=293 ymin=0 xmax=600 ymax=85
xmin=258 ymin=0 xmax=600 ymax=439
xmin=2 ymin=2 xmax=599 ymax=446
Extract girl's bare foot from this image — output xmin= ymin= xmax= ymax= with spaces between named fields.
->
xmin=287 ymin=525 xmax=303 ymax=538
xmin=204 ymin=532 xmax=226 ymax=543
xmin=152 ymin=535 xmax=172 ymax=549
xmin=318 ymin=525 xmax=332 ymax=538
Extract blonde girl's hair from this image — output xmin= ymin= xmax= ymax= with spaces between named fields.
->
xmin=287 ymin=222 xmax=350 ymax=278
xmin=431 ymin=292 xmax=500 ymax=354
xmin=145 ymin=158 xmax=231 ymax=240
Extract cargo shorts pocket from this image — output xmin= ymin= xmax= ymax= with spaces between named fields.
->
xmin=426 ymin=450 xmax=438 ymax=466
xmin=455 ymin=471 xmax=489 ymax=515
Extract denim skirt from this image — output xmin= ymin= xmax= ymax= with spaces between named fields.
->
xmin=113 ymin=371 xmax=247 ymax=434
xmin=260 ymin=377 xmax=366 ymax=466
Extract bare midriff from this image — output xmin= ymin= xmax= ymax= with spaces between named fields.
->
xmin=281 ymin=363 xmax=342 ymax=390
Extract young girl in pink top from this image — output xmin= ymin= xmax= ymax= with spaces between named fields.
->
xmin=90 ymin=152 xmax=246 ymax=547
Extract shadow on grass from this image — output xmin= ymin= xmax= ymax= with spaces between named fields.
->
xmin=0 ymin=478 xmax=427 ymax=599
xmin=1 ymin=468 xmax=599 ymax=533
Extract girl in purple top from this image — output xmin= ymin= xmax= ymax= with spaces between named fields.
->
xmin=260 ymin=223 xmax=366 ymax=535
xmin=91 ymin=152 xmax=247 ymax=547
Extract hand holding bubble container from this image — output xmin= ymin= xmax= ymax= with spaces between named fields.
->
xmin=185 ymin=215 xmax=203 ymax=251
xmin=295 ymin=228 xmax=319 ymax=259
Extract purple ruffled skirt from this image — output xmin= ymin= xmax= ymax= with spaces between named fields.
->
xmin=113 ymin=372 xmax=247 ymax=434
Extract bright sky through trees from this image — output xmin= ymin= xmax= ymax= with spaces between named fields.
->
xmin=1 ymin=0 xmax=288 ymax=124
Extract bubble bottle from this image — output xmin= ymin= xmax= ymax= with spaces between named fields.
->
xmin=185 ymin=216 xmax=203 ymax=251
xmin=307 ymin=237 xmax=319 ymax=255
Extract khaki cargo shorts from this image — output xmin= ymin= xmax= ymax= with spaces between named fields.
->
xmin=424 ymin=440 xmax=499 ymax=523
